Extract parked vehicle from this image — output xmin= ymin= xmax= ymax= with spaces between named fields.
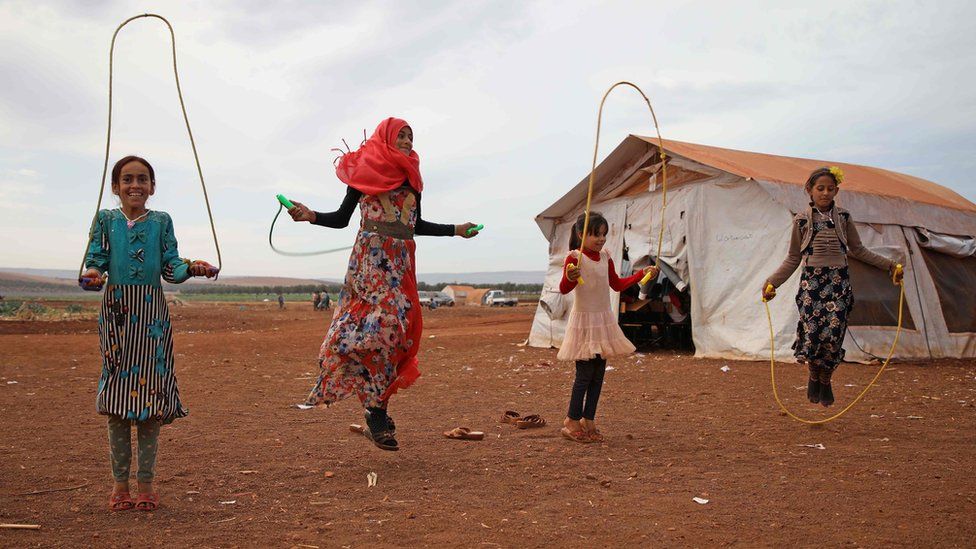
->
xmin=418 ymin=291 xmax=455 ymax=308
xmin=432 ymin=292 xmax=455 ymax=307
xmin=483 ymin=289 xmax=518 ymax=307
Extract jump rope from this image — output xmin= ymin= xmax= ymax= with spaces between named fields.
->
xmin=574 ymin=81 xmax=667 ymax=287
xmin=578 ymin=82 xmax=907 ymax=424
xmin=79 ymin=14 xmax=221 ymax=289
xmin=267 ymin=194 xmax=483 ymax=256
xmin=763 ymin=256 xmax=905 ymax=424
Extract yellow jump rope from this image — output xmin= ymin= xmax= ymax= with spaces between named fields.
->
xmin=574 ymin=81 xmax=667 ymax=287
xmin=79 ymin=14 xmax=221 ymax=281
xmin=576 ymin=83 xmax=906 ymax=425
xmin=763 ymin=264 xmax=905 ymax=424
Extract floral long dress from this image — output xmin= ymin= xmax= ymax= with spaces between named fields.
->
xmin=305 ymin=187 xmax=422 ymax=408
xmin=792 ymin=220 xmax=854 ymax=372
xmin=85 ymin=209 xmax=192 ymax=423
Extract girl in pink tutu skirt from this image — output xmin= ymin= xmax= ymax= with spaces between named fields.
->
xmin=558 ymin=212 xmax=658 ymax=443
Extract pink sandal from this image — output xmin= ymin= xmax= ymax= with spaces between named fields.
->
xmin=586 ymin=429 xmax=606 ymax=443
xmin=135 ymin=492 xmax=159 ymax=511
xmin=109 ymin=492 xmax=134 ymax=511
xmin=560 ymin=427 xmax=590 ymax=443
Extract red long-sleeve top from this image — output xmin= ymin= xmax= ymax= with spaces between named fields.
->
xmin=559 ymin=250 xmax=644 ymax=294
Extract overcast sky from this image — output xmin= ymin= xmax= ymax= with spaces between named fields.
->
xmin=2 ymin=0 xmax=974 ymax=279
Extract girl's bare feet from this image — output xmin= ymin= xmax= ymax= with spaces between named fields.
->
xmin=113 ymin=481 xmax=130 ymax=496
xmin=137 ymin=481 xmax=153 ymax=496
xmin=135 ymin=482 xmax=159 ymax=511
xmin=109 ymin=481 xmax=133 ymax=511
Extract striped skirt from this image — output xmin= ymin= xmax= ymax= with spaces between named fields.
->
xmin=96 ymin=284 xmax=187 ymax=423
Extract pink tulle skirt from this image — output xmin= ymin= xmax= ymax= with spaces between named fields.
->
xmin=557 ymin=310 xmax=636 ymax=361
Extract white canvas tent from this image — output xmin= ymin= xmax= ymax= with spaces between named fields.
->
xmin=529 ymin=137 xmax=976 ymax=361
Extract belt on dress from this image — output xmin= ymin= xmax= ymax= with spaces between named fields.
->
xmin=362 ymin=220 xmax=414 ymax=240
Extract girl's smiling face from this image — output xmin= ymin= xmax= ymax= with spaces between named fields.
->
xmin=113 ymin=160 xmax=155 ymax=210
xmin=394 ymin=126 xmax=413 ymax=156
xmin=808 ymin=175 xmax=838 ymax=210
xmin=583 ymin=224 xmax=608 ymax=253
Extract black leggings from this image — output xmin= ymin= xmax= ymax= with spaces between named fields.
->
xmin=567 ymin=356 xmax=607 ymax=421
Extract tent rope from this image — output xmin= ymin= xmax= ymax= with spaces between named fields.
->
xmin=574 ymin=81 xmax=667 ymax=286
xmin=79 ymin=13 xmax=221 ymax=278
xmin=763 ymin=278 xmax=905 ymax=425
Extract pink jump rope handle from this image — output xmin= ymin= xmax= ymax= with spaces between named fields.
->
xmin=189 ymin=260 xmax=220 ymax=280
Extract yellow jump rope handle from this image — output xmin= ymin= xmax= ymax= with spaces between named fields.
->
xmin=639 ymin=269 xmax=656 ymax=286
xmin=762 ymin=283 xmax=776 ymax=303
xmin=891 ymin=263 xmax=904 ymax=285
xmin=567 ymin=261 xmax=585 ymax=285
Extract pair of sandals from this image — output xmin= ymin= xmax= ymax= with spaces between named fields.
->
xmin=109 ymin=492 xmax=158 ymax=511
xmin=560 ymin=422 xmax=605 ymax=444
xmin=501 ymin=411 xmax=547 ymax=430
xmin=349 ymin=414 xmax=399 ymax=452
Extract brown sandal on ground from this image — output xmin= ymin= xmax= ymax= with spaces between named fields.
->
xmin=500 ymin=410 xmax=521 ymax=424
xmin=515 ymin=414 xmax=546 ymax=429
xmin=560 ymin=427 xmax=590 ymax=443
xmin=135 ymin=492 xmax=159 ymax=512
xmin=586 ymin=429 xmax=606 ymax=443
xmin=109 ymin=492 xmax=134 ymax=511
xmin=443 ymin=427 xmax=485 ymax=441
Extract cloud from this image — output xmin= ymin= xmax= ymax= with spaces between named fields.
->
xmin=1 ymin=0 xmax=975 ymax=279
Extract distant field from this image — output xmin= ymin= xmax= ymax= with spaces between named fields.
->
xmin=179 ymin=293 xmax=333 ymax=303
xmin=3 ymin=292 xmax=540 ymax=304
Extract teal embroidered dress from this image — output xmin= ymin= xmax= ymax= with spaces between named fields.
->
xmin=85 ymin=209 xmax=191 ymax=423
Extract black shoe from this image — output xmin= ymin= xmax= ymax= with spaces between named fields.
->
xmin=807 ymin=378 xmax=822 ymax=403
xmin=819 ymin=382 xmax=834 ymax=407
xmin=364 ymin=408 xmax=398 ymax=451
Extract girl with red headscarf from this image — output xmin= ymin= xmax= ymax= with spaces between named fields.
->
xmin=288 ymin=118 xmax=479 ymax=451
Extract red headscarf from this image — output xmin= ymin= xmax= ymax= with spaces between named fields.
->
xmin=335 ymin=117 xmax=423 ymax=195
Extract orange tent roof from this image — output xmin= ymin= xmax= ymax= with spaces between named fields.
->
xmin=639 ymin=137 xmax=976 ymax=213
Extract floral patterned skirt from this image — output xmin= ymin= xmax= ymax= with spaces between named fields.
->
xmin=304 ymin=230 xmax=422 ymax=409
xmin=793 ymin=266 xmax=853 ymax=371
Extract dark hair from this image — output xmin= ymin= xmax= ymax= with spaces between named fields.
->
xmin=111 ymin=155 xmax=155 ymax=186
xmin=569 ymin=211 xmax=609 ymax=250
xmin=804 ymin=167 xmax=839 ymax=192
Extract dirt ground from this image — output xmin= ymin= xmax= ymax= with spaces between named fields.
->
xmin=1 ymin=302 xmax=974 ymax=548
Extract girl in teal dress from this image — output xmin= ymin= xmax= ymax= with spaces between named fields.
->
xmin=81 ymin=155 xmax=217 ymax=511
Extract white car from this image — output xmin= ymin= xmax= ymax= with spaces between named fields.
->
xmin=484 ymin=290 xmax=518 ymax=307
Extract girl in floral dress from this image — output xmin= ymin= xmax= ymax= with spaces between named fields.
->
xmin=288 ymin=117 xmax=479 ymax=451
xmin=81 ymin=155 xmax=217 ymax=511
xmin=763 ymin=167 xmax=902 ymax=406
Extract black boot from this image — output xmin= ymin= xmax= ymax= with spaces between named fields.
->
xmin=807 ymin=377 xmax=822 ymax=403
xmin=364 ymin=407 xmax=398 ymax=451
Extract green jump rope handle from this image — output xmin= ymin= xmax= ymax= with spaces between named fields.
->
xmin=466 ymin=223 xmax=484 ymax=236
xmin=276 ymin=194 xmax=295 ymax=209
